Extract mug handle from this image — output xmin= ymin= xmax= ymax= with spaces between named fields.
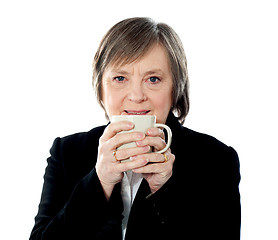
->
xmin=154 ymin=123 xmax=172 ymax=154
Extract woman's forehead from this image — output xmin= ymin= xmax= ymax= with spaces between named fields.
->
xmin=106 ymin=44 xmax=171 ymax=73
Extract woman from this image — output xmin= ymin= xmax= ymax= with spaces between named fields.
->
xmin=30 ymin=17 xmax=241 ymax=240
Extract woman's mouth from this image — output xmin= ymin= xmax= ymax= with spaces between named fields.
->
xmin=123 ymin=110 xmax=151 ymax=115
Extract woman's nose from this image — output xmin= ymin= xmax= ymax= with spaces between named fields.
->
xmin=127 ymin=82 xmax=147 ymax=103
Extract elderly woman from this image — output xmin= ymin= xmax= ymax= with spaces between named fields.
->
xmin=30 ymin=18 xmax=241 ymax=240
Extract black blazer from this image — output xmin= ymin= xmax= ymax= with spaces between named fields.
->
xmin=30 ymin=113 xmax=241 ymax=240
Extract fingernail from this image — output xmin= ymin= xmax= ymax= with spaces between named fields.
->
xmin=136 ymin=140 xmax=144 ymax=146
xmin=137 ymin=132 xmax=145 ymax=139
xmin=127 ymin=122 xmax=134 ymax=128
xmin=143 ymin=145 xmax=150 ymax=151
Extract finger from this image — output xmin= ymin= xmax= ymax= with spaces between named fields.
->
xmin=100 ymin=121 xmax=134 ymax=142
xmin=136 ymin=135 xmax=166 ymax=152
xmin=131 ymin=152 xmax=165 ymax=163
xmin=115 ymin=145 xmax=150 ymax=161
xmin=133 ymin=150 xmax=174 ymax=165
xmin=146 ymin=127 xmax=165 ymax=139
xmin=116 ymin=158 xmax=149 ymax=172
xmin=132 ymin=162 xmax=165 ymax=174
xmin=110 ymin=131 xmax=146 ymax=149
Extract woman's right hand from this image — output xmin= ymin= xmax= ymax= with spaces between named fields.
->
xmin=95 ymin=121 xmax=150 ymax=200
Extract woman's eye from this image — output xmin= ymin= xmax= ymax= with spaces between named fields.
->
xmin=114 ymin=76 xmax=126 ymax=82
xmin=148 ymin=77 xmax=160 ymax=83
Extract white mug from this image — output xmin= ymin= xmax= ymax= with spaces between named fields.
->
xmin=111 ymin=115 xmax=172 ymax=162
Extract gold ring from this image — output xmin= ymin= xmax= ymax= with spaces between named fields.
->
xmin=113 ymin=150 xmax=119 ymax=161
xmin=163 ymin=153 xmax=168 ymax=163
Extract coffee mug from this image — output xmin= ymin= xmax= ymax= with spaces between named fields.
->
xmin=111 ymin=115 xmax=172 ymax=162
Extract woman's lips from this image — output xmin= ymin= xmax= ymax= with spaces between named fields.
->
xmin=123 ymin=110 xmax=151 ymax=115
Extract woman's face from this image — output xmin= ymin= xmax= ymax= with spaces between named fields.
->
xmin=101 ymin=44 xmax=173 ymax=124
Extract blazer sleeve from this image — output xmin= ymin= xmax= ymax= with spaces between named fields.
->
xmin=30 ymin=137 xmax=123 ymax=240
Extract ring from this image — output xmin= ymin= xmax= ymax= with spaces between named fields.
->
xmin=113 ymin=150 xmax=119 ymax=161
xmin=163 ymin=153 xmax=169 ymax=163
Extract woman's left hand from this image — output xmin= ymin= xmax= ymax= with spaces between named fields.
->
xmin=131 ymin=127 xmax=175 ymax=193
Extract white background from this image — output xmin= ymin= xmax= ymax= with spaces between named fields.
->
xmin=1 ymin=0 xmax=277 ymax=239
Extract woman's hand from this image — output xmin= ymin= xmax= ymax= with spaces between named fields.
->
xmin=95 ymin=121 xmax=150 ymax=200
xmin=132 ymin=127 xmax=175 ymax=193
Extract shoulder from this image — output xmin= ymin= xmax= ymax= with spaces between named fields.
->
xmin=185 ymin=127 xmax=230 ymax=151
xmin=59 ymin=125 xmax=106 ymax=147
xmin=167 ymin=113 xmax=239 ymax=166
xmin=50 ymin=125 xmax=106 ymax=161
xmin=167 ymin=112 xmax=237 ymax=159
xmin=178 ymin=126 xmax=240 ymax=174
xmin=179 ymin=127 xmax=231 ymax=152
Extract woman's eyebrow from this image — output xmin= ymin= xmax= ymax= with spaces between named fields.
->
xmin=110 ymin=68 xmax=164 ymax=75
xmin=110 ymin=69 xmax=129 ymax=75
xmin=144 ymin=69 xmax=164 ymax=75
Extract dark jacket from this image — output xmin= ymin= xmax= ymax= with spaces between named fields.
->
xmin=30 ymin=113 xmax=241 ymax=239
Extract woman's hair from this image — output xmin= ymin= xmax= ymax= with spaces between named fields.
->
xmin=92 ymin=17 xmax=189 ymax=124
